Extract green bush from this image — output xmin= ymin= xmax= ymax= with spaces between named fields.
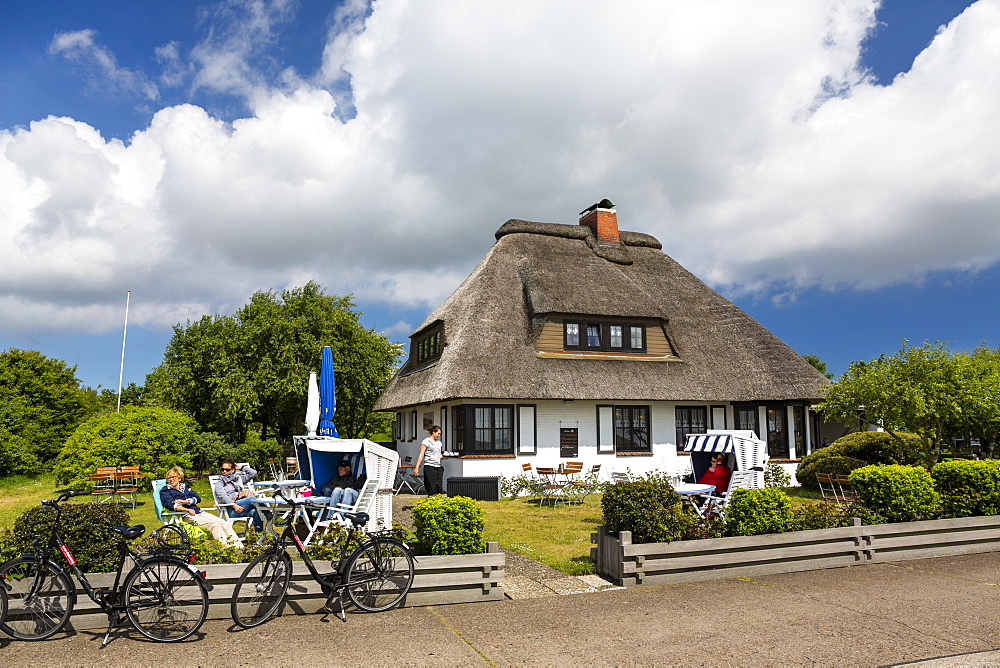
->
xmin=411 ymin=495 xmax=485 ymax=555
xmin=13 ymin=502 xmax=131 ymax=573
xmin=0 ymin=526 xmax=18 ymax=563
xmin=764 ymin=462 xmax=791 ymax=488
xmin=53 ymin=406 xmax=197 ymax=487
xmin=791 ymin=500 xmax=854 ymax=531
xmin=831 ymin=431 xmax=924 ymax=466
xmin=931 ymin=459 xmax=1000 ymax=518
xmin=797 ymin=455 xmax=868 ymax=488
xmin=601 ymin=481 xmax=691 ymax=544
xmin=724 ymin=488 xmax=794 ymax=537
xmin=189 ymin=432 xmax=234 ymax=473
xmin=231 ymin=432 xmax=283 ymax=473
xmin=850 ymin=465 xmax=940 ymax=523
xmin=795 ymin=447 xmax=842 ymax=487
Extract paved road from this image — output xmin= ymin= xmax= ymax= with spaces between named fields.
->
xmin=3 ymin=551 xmax=999 ymax=666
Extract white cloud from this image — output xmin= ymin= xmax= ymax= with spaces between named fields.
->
xmin=48 ymin=29 xmax=159 ymax=101
xmin=4 ymin=0 xmax=1000 ymax=337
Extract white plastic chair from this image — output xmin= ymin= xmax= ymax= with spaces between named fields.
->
xmin=208 ymin=474 xmax=252 ymax=536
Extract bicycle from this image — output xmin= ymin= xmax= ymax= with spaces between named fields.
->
xmin=230 ymin=486 xmax=415 ymax=627
xmin=0 ymin=490 xmax=212 ymax=646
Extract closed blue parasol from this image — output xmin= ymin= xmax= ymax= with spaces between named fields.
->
xmin=318 ymin=345 xmax=339 ymax=437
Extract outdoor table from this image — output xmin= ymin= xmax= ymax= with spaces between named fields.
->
xmin=673 ymin=482 xmax=715 ymax=515
xmin=253 ymin=491 xmax=331 ymax=545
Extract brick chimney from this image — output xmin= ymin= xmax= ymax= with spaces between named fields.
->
xmin=579 ymin=199 xmax=620 ymax=245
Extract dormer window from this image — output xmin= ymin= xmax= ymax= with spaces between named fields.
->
xmin=564 ymin=320 xmax=646 ymax=352
xmin=413 ymin=326 xmax=443 ymax=366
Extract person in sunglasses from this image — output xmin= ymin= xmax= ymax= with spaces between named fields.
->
xmin=214 ymin=460 xmax=264 ymax=530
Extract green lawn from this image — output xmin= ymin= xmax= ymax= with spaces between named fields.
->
xmin=480 ymin=497 xmax=603 ymax=575
xmin=0 ymin=474 xmax=215 ymax=530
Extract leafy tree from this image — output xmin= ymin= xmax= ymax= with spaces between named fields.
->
xmin=54 ymin=406 xmax=197 ymax=486
xmin=146 ymin=281 xmax=402 ymax=444
xmin=0 ymin=349 xmax=97 ymax=474
xmin=96 ymin=383 xmax=147 ymax=411
xmin=802 ymin=354 xmax=835 ymax=380
xmin=821 ymin=341 xmax=1000 ymax=462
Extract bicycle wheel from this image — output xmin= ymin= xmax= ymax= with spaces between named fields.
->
xmin=0 ymin=557 xmax=75 ymax=640
xmin=150 ymin=524 xmax=190 ymax=550
xmin=344 ymin=537 xmax=414 ymax=613
xmin=231 ymin=550 xmax=292 ymax=628
xmin=124 ymin=557 xmax=208 ymax=642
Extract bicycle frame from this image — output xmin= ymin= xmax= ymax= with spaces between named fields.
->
xmin=260 ymin=490 xmax=403 ymax=619
xmin=12 ymin=491 xmax=212 ymax=645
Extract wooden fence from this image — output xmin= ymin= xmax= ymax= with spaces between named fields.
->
xmin=65 ymin=542 xmax=505 ymax=631
xmin=592 ymin=515 xmax=1000 ymax=587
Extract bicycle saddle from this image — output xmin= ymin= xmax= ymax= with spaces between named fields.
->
xmin=112 ymin=524 xmax=146 ymax=540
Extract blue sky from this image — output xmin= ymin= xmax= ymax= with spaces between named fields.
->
xmin=1 ymin=0 xmax=997 ymax=391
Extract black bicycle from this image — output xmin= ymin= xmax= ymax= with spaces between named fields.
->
xmin=0 ymin=490 xmax=212 ymax=646
xmin=231 ymin=487 xmax=415 ymax=627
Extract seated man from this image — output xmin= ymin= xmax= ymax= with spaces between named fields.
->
xmin=321 ymin=460 xmax=359 ymax=514
xmin=160 ymin=466 xmax=244 ymax=548
xmin=214 ymin=460 xmax=263 ymax=531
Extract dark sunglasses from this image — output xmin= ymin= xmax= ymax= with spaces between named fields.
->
xmin=221 ymin=467 xmax=233 ymax=472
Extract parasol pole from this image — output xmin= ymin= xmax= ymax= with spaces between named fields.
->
xmin=117 ymin=290 xmax=130 ymax=413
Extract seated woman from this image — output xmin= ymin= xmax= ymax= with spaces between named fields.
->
xmin=160 ymin=466 xmax=244 ymax=548
xmin=697 ymin=454 xmax=732 ymax=495
xmin=214 ymin=460 xmax=263 ymax=531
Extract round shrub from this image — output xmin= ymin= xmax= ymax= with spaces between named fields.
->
xmin=831 ymin=431 xmax=924 ymax=466
xmin=54 ymin=406 xmax=197 ymax=487
xmin=724 ymin=488 xmax=794 ymax=537
xmin=850 ymin=465 xmax=940 ymax=523
xmin=791 ymin=501 xmax=853 ymax=531
xmin=601 ymin=481 xmax=689 ymax=544
xmin=795 ymin=447 xmax=842 ymax=487
xmin=411 ymin=495 xmax=485 ymax=555
xmin=797 ymin=455 xmax=867 ymax=488
xmin=931 ymin=459 xmax=1000 ymax=518
xmin=13 ymin=501 xmax=130 ymax=573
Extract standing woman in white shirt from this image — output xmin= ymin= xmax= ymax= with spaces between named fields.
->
xmin=414 ymin=425 xmax=444 ymax=495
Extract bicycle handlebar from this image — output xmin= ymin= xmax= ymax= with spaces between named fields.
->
xmin=41 ymin=489 xmax=93 ymax=507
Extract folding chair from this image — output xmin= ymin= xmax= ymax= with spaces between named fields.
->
xmin=89 ymin=469 xmax=116 ymax=503
xmin=567 ymin=464 xmax=602 ymax=504
xmin=285 ymin=457 xmax=299 ymax=478
xmin=816 ymin=473 xmax=858 ymax=506
xmin=610 ymin=471 xmax=632 ymax=484
xmin=395 ymin=456 xmax=425 ymax=495
xmin=115 ymin=466 xmax=141 ymax=508
xmin=536 ymin=468 xmax=568 ymax=507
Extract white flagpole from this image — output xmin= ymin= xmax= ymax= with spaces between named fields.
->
xmin=117 ymin=290 xmax=131 ymax=413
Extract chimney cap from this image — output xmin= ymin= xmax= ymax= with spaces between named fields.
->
xmin=579 ymin=199 xmax=615 ymax=215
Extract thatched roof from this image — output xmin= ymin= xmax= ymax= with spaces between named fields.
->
xmin=375 ymin=219 xmax=830 ymax=410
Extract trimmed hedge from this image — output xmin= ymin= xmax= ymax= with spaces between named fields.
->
xmin=850 ymin=465 xmax=940 ymax=523
xmin=725 ymin=488 xmax=794 ymax=537
xmin=12 ymin=502 xmax=130 ymax=573
xmin=601 ymin=481 xmax=692 ymax=544
xmin=412 ymin=495 xmax=485 ymax=555
xmin=932 ymin=459 xmax=1000 ymax=518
